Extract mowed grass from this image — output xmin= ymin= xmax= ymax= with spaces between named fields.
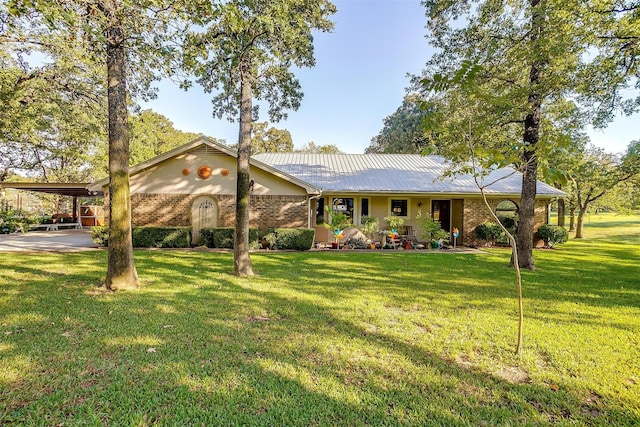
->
xmin=0 ymin=213 xmax=638 ymax=426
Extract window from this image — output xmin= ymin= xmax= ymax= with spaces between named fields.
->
xmin=361 ymin=198 xmax=369 ymax=217
xmin=332 ymin=197 xmax=354 ymax=220
xmin=390 ymin=199 xmax=408 ymax=217
xmin=496 ymin=200 xmax=519 ymax=229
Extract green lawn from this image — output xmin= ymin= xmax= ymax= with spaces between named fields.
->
xmin=1 ymin=213 xmax=638 ymax=425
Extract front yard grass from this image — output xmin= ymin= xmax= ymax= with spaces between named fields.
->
xmin=0 ymin=213 xmax=638 ymax=425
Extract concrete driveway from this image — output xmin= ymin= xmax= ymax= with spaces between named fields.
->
xmin=0 ymin=229 xmax=100 ymax=253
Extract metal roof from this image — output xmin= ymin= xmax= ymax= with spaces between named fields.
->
xmin=253 ymin=153 xmax=566 ymax=197
xmin=0 ymin=182 xmax=103 ymax=197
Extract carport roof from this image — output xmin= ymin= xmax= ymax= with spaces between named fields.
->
xmin=0 ymin=182 xmax=102 ymax=197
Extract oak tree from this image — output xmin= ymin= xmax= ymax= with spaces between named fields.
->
xmin=183 ymin=0 xmax=336 ymax=276
xmin=6 ymin=0 xmax=191 ymax=289
xmin=420 ymin=0 xmax=639 ymax=270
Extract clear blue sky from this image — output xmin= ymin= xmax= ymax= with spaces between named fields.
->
xmin=142 ymin=0 xmax=637 ymax=155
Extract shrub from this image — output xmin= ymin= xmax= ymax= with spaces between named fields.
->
xmin=200 ymin=227 xmax=233 ymax=248
xmin=474 ymin=222 xmax=503 ymax=242
xmin=132 ymin=227 xmax=191 ymax=248
xmin=259 ymin=232 xmax=277 ymax=249
xmin=90 ymin=226 xmax=192 ymax=248
xmin=90 ymin=226 xmax=109 ymax=246
xmin=537 ymin=224 xmax=568 ymax=245
xmin=273 ymin=228 xmax=315 ymax=250
xmin=0 ymin=209 xmax=37 ymax=233
xmin=199 ymin=227 xmax=260 ymax=248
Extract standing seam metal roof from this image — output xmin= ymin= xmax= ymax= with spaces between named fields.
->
xmin=253 ymin=153 xmax=565 ymax=196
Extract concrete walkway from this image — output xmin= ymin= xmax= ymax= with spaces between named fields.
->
xmin=0 ymin=229 xmax=99 ymax=253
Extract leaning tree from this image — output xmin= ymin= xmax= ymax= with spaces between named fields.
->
xmin=420 ymin=0 xmax=640 ymax=270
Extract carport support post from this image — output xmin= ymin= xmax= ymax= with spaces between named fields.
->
xmin=73 ymin=196 xmax=79 ymax=223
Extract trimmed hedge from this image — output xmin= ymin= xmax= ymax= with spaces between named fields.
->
xmin=91 ymin=226 xmax=316 ymax=251
xmin=537 ymin=224 xmax=568 ymax=245
xmin=199 ymin=227 xmax=261 ymax=249
xmin=90 ymin=226 xmax=192 ymax=248
xmin=273 ymin=228 xmax=315 ymax=250
xmin=199 ymin=227 xmax=315 ymax=250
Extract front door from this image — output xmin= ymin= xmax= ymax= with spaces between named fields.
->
xmin=192 ymin=196 xmax=218 ymax=245
xmin=431 ymin=200 xmax=451 ymax=232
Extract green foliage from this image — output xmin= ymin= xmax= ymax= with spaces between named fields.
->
xmin=273 ymin=228 xmax=315 ymax=250
xmin=415 ymin=209 xmax=446 ymax=242
xmin=183 ymin=1 xmax=336 ymax=123
xmin=365 ymin=94 xmax=431 ymax=154
xmin=474 ymin=221 xmax=503 ymax=242
xmin=90 ymin=226 xmax=109 ymax=246
xmin=569 ymin=142 xmax=640 ymax=237
xmin=0 ymin=209 xmax=36 ymax=233
xmin=197 ymin=227 xmax=313 ymax=250
xmin=384 ymin=215 xmax=404 ymax=231
xmin=323 ymin=206 xmax=351 ymax=232
xmin=296 ymin=141 xmax=343 ymax=154
xmin=359 ymin=216 xmax=379 ymax=236
xmin=200 ymin=227 xmax=260 ymax=249
xmin=260 ymin=232 xmax=277 ymax=249
xmin=92 ymin=109 xmax=203 ymax=173
xmin=536 ymin=225 xmax=569 ymax=245
xmin=91 ymin=226 xmax=192 ymax=248
xmin=131 ymin=227 xmax=192 ymax=248
xmin=251 ymin=122 xmax=294 ymax=154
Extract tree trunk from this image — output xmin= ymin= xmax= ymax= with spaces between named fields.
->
xmin=556 ymin=191 xmax=565 ymax=227
xmin=234 ymin=56 xmax=254 ymax=277
xmin=104 ymin=16 xmax=138 ymax=291
xmin=569 ymin=207 xmax=576 ymax=231
xmin=575 ymin=205 xmax=587 ymax=238
xmin=515 ymin=0 xmax=544 ymax=271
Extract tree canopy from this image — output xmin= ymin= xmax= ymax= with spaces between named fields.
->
xmin=297 ymin=141 xmax=343 ymax=154
xmin=365 ymin=94 xmax=431 ymax=154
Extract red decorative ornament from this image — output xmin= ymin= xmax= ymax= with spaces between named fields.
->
xmin=182 ymin=168 xmax=190 ymax=176
xmin=221 ymin=168 xmax=229 ymax=177
xmin=198 ymin=165 xmax=212 ymax=179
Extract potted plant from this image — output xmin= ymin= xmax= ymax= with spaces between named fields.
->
xmin=384 ymin=215 xmax=404 ymax=232
xmin=416 ymin=209 xmax=449 ymax=249
xmin=323 ymin=206 xmax=351 ymax=248
xmin=360 ymin=215 xmax=379 ymax=249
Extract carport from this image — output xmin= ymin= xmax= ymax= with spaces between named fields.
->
xmin=0 ymin=182 xmax=103 ymax=226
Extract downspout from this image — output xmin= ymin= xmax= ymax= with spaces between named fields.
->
xmin=308 ymin=193 xmax=323 ymax=228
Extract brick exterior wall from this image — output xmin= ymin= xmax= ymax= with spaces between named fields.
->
xmin=463 ymin=198 xmax=548 ymax=246
xmin=249 ymin=195 xmax=308 ymax=229
xmin=104 ymin=193 xmax=308 ymax=229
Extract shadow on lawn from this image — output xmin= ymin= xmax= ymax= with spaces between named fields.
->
xmin=1 ymin=251 xmax=638 ymax=425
